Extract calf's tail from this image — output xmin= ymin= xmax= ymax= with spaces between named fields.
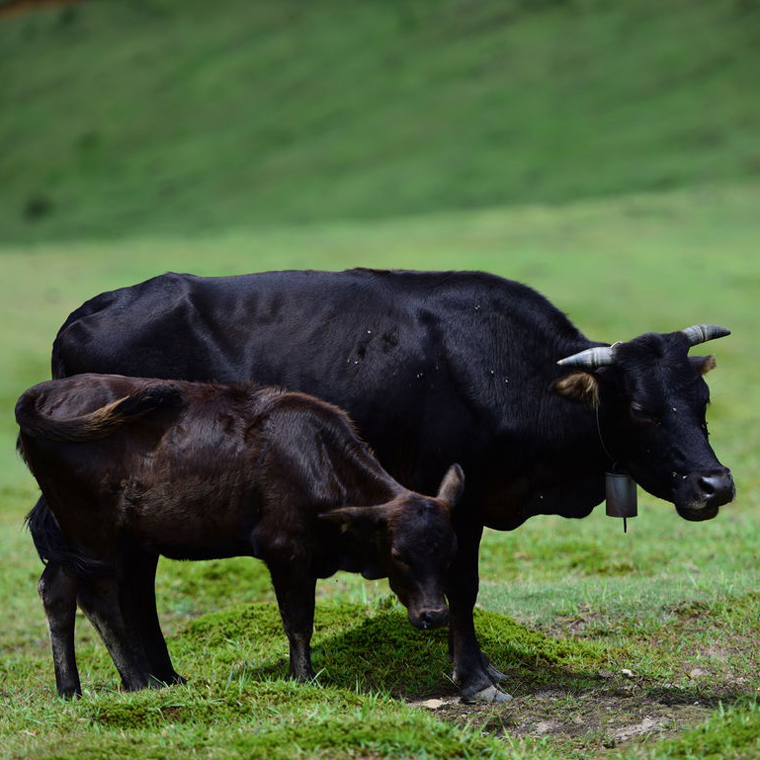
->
xmin=25 ymin=495 xmax=112 ymax=578
xmin=19 ymin=383 xmax=181 ymax=578
xmin=15 ymin=384 xmax=182 ymax=442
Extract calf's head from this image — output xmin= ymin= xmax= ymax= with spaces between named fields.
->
xmin=555 ymin=325 xmax=735 ymax=521
xmin=322 ymin=464 xmax=463 ymax=630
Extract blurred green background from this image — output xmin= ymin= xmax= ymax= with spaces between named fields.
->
xmin=1 ymin=1 xmax=759 ymax=758
xmin=1 ymin=0 xmax=759 ymax=242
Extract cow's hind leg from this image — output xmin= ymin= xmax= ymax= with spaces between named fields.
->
xmin=38 ymin=563 xmax=81 ymax=698
xmin=268 ymin=563 xmax=317 ymax=682
xmin=78 ymin=576 xmax=158 ymax=692
xmin=121 ymin=548 xmax=185 ymax=686
xmin=447 ymin=521 xmax=512 ymax=703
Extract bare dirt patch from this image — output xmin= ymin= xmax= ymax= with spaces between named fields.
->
xmin=410 ymin=684 xmax=716 ymax=752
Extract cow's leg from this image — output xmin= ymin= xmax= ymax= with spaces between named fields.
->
xmin=38 ymin=563 xmax=81 ymax=698
xmin=77 ymin=576 xmax=158 ymax=692
xmin=447 ymin=521 xmax=512 ymax=703
xmin=268 ymin=564 xmax=317 ymax=682
xmin=120 ymin=548 xmax=185 ymax=686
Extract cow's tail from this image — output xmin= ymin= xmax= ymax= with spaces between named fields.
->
xmin=16 ymin=384 xmax=183 ymax=442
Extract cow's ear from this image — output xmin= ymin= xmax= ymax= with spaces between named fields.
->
xmin=437 ymin=463 xmax=465 ymax=509
xmin=552 ymin=371 xmax=600 ymax=408
xmin=320 ymin=505 xmax=388 ymax=535
xmin=690 ymin=355 xmax=717 ymax=375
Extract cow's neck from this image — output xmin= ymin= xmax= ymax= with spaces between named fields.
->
xmin=483 ymin=388 xmax=610 ymax=530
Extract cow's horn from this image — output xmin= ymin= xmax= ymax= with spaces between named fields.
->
xmin=557 ymin=346 xmax=615 ymax=369
xmin=681 ymin=324 xmax=731 ymax=346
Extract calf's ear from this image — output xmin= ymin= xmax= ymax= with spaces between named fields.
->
xmin=320 ymin=505 xmax=388 ymax=536
xmin=690 ymin=355 xmax=716 ymax=375
xmin=437 ymin=463 xmax=465 ymax=508
xmin=551 ymin=371 xmax=600 ymax=408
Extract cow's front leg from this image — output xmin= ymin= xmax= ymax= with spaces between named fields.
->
xmin=447 ymin=521 xmax=512 ymax=703
xmin=268 ymin=563 xmax=317 ymax=682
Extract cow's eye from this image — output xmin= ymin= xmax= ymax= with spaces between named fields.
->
xmin=630 ymin=402 xmax=660 ymax=426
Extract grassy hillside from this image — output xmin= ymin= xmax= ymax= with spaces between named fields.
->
xmin=1 ymin=184 xmax=759 ymax=758
xmin=1 ymin=0 xmax=760 ymax=242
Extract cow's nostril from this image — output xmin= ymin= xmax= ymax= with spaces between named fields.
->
xmin=698 ymin=476 xmax=716 ymax=495
xmin=695 ymin=472 xmax=735 ymax=507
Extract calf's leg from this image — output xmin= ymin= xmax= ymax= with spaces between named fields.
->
xmin=78 ymin=576 xmax=159 ymax=691
xmin=38 ymin=563 xmax=81 ymax=698
xmin=268 ymin=563 xmax=317 ymax=682
xmin=447 ymin=521 xmax=512 ymax=703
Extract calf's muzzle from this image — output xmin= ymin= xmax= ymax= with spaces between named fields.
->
xmin=409 ymin=606 xmax=450 ymax=631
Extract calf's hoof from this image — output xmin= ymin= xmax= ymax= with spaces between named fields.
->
xmin=291 ymin=669 xmax=317 ymax=684
xmin=152 ymin=671 xmax=188 ymax=687
xmin=462 ymin=684 xmax=513 ymax=704
xmin=57 ymin=685 xmax=82 ymax=700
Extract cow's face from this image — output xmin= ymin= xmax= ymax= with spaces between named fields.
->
xmin=555 ymin=329 xmax=734 ymax=521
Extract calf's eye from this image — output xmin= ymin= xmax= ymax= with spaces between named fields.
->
xmin=391 ymin=549 xmax=409 ymax=568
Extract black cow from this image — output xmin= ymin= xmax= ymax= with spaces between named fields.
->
xmin=27 ymin=269 xmax=734 ymax=702
xmin=18 ymin=374 xmax=462 ymax=696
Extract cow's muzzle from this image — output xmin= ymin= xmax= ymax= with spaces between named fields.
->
xmin=675 ymin=467 xmax=735 ymax=521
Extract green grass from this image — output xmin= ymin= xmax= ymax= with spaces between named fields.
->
xmin=1 ymin=182 xmax=759 ymax=757
xmin=1 ymin=0 xmax=760 ymax=242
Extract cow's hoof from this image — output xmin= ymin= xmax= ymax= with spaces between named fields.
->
xmin=462 ymin=684 xmax=513 ymax=704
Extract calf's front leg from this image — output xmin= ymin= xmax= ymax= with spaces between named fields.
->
xmin=268 ymin=562 xmax=317 ymax=682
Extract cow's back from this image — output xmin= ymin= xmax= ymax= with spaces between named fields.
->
xmin=53 ymin=269 xmax=587 ymax=494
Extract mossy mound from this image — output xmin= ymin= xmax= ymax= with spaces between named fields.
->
xmin=84 ymin=680 xmax=365 ymax=729
xmin=176 ymin=601 xmax=607 ymax=698
xmin=60 ymin=678 xmax=517 ymax=760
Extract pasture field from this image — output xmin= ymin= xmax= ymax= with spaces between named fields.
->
xmin=1 ymin=182 xmax=759 ymax=759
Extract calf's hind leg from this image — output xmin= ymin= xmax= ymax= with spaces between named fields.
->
xmin=268 ymin=562 xmax=317 ymax=682
xmin=78 ymin=576 xmax=159 ymax=691
xmin=38 ymin=563 xmax=81 ymax=698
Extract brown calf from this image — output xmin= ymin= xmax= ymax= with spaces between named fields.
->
xmin=16 ymin=374 xmax=462 ymax=696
